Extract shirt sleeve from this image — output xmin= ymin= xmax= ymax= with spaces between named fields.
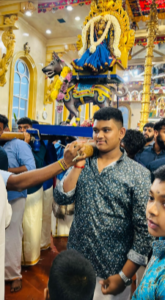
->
xmin=127 ymin=168 xmax=154 ymax=266
xmin=155 ymin=274 xmax=165 ymax=299
xmin=53 ymin=167 xmax=76 ymax=205
xmin=16 ymin=140 xmax=36 ymax=171
xmin=0 ymin=170 xmax=12 ymax=187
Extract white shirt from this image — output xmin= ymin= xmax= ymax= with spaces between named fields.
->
xmin=0 ymin=172 xmax=12 ymax=300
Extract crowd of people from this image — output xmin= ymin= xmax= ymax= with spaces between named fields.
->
xmin=1 ymin=107 xmax=165 ymax=300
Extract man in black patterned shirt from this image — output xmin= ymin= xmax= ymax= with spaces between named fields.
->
xmin=54 ymin=107 xmax=153 ymax=300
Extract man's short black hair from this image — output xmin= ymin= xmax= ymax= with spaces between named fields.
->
xmin=32 ymin=120 xmax=39 ymax=125
xmin=154 ymin=119 xmax=165 ymax=131
xmin=0 ymin=114 xmax=8 ymax=129
xmin=17 ymin=117 xmax=32 ymax=126
xmin=122 ymin=129 xmax=146 ymax=156
xmin=143 ymin=122 xmax=154 ymax=130
xmin=93 ymin=107 xmax=123 ymax=127
xmin=154 ymin=165 xmax=165 ymax=182
xmin=48 ymin=250 xmax=96 ymax=300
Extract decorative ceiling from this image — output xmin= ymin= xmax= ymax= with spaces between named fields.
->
xmin=127 ymin=0 xmax=165 ymax=21
xmin=38 ymin=1 xmax=91 ymax=13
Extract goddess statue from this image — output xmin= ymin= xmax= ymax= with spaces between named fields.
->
xmin=72 ymin=18 xmax=115 ymax=73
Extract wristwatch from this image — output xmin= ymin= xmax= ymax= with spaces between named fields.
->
xmin=119 ymin=271 xmax=132 ymax=286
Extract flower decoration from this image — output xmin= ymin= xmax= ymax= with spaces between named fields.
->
xmin=79 ymin=14 xmax=121 ymax=58
xmin=51 ymin=67 xmax=72 ymax=113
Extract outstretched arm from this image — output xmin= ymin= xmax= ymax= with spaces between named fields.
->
xmin=6 ymin=141 xmax=86 ymax=191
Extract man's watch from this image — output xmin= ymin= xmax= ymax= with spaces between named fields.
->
xmin=119 ymin=271 xmax=132 ymax=286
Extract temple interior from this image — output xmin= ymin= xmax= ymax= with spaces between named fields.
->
xmin=0 ymin=0 xmax=165 ymax=299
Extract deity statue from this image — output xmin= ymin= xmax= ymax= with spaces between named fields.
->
xmin=157 ymin=97 xmax=165 ymax=117
xmin=72 ymin=18 xmax=115 ymax=73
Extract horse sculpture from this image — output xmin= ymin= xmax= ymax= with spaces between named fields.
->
xmin=42 ymin=52 xmax=127 ymax=122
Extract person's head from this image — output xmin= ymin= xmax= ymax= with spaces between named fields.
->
xmin=154 ymin=119 xmax=165 ymax=150
xmin=17 ymin=117 xmax=32 ymax=132
xmin=0 ymin=115 xmax=9 ymax=136
xmin=143 ymin=122 xmax=154 ymax=144
xmin=93 ymin=107 xmax=125 ymax=153
xmin=121 ymin=129 xmax=146 ymax=158
xmin=146 ymin=165 xmax=165 ymax=238
xmin=45 ymin=249 xmax=96 ymax=300
xmin=32 ymin=120 xmax=39 ymax=125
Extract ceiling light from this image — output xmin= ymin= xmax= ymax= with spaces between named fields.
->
xmin=124 ymin=76 xmax=129 ymax=82
xmin=67 ymin=6 xmax=73 ymax=11
xmin=23 ymin=33 xmax=29 ymax=37
xmin=75 ymin=16 xmax=80 ymax=21
xmin=25 ymin=11 xmax=32 ymax=17
xmin=46 ymin=30 xmax=51 ymax=34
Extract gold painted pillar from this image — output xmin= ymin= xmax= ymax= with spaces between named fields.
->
xmin=139 ymin=0 xmax=158 ymax=131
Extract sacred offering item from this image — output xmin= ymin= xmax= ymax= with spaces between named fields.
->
xmin=73 ymin=142 xmax=94 ymax=161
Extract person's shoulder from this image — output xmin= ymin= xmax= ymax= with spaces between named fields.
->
xmin=125 ymin=156 xmax=150 ymax=175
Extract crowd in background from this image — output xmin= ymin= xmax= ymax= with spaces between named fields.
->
xmin=1 ymin=109 xmax=165 ymax=300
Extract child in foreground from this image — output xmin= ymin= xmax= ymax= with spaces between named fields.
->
xmin=132 ymin=165 xmax=165 ymax=299
xmin=44 ymin=249 xmax=96 ymax=300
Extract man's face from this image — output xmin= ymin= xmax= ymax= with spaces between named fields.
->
xmin=155 ymin=126 xmax=165 ymax=150
xmin=0 ymin=122 xmax=4 ymax=137
xmin=18 ymin=123 xmax=31 ymax=132
xmin=93 ymin=119 xmax=125 ymax=153
xmin=143 ymin=127 xmax=154 ymax=143
xmin=146 ymin=179 xmax=165 ymax=237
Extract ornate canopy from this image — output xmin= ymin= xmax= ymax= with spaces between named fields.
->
xmin=126 ymin=0 xmax=165 ymax=21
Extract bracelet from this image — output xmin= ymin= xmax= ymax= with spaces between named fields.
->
xmin=61 ymin=159 xmax=69 ymax=170
xmin=58 ymin=160 xmax=66 ymax=171
xmin=74 ymin=166 xmax=85 ymax=169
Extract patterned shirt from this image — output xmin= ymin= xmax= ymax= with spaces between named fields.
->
xmin=54 ymin=150 xmax=153 ymax=279
xmin=132 ymin=238 xmax=165 ymax=300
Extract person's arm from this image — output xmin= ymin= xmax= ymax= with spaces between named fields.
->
xmin=8 ymin=166 xmax=27 ymax=174
xmin=6 ymin=141 xmax=86 ymax=191
xmin=100 ymin=169 xmax=153 ymax=295
xmin=63 ymin=159 xmax=86 ymax=193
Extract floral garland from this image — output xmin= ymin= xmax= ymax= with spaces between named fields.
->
xmin=51 ymin=66 xmax=72 ymax=113
xmin=79 ymin=14 xmax=121 ymax=58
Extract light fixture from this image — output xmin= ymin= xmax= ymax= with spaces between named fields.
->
xmin=46 ymin=29 xmax=51 ymax=34
xmin=75 ymin=16 xmax=80 ymax=21
xmin=67 ymin=6 xmax=73 ymax=11
xmin=124 ymin=76 xmax=129 ymax=82
xmin=23 ymin=33 xmax=29 ymax=37
xmin=64 ymin=44 xmax=68 ymax=50
xmin=25 ymin=11 xmax=32 ymax=17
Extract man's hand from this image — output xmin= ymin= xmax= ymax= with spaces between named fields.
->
xmin=23 ymin=132 xmax=31 ymax=144
xmin=64 ymin=141 xmax=86 ymax=167
xmin=99 ymin=274 xmax=126 ymax=296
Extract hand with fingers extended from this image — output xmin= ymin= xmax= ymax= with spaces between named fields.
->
xmin=99 ymin=274 xmax=126 ymax=296
xmin=63 ymin=141 xmax=87 ymax=168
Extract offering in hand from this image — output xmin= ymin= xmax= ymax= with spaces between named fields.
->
xmin=73 ymin=142 xmax=94 ymax=161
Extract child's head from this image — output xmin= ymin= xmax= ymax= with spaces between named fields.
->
xmin=45 ymin=249 xmax=96 ymax=300
xmin=146 ymin=165 xmax=165 ymax=237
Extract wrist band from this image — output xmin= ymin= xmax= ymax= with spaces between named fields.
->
xmin=74 ymin=166 xmax=85 ymax=169
xmin=58 ymin=160 xmax=66 ymax=171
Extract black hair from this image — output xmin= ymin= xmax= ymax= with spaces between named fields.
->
xmin=48 ymin=249 xmax=96 ymax=300
xmin=154 ymin=165 xmax=165 ymax=182
xmin=154 ymin=119 xmax=165 ymax=131
xmin=0 ymin=114 xmax=8 ymax=129
xmin=93 ymin=107 xmax=123 ymax=126
xmin=17 ymin=117 xmax=32 ymax=126
xmin=32 ymin=120 xmax=39 ymax=125
xmin=122 ymin=129 xmax=146 ymax=156
xmin=143 ymin=122 xmax=154 ymax=130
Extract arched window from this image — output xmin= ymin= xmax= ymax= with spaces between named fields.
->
xmin=12 ymin=59 xmax=30 ymax=127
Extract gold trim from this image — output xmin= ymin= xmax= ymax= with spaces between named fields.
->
xmin=80 ymin=97 xmax=85 ymax=104
xmin=8 ymin=51 xmax=37 ymax=129
xmin=41 ymin=243 xmax=51 ymax=250
xmin=21 ymin=255 xmax=40 ymax=266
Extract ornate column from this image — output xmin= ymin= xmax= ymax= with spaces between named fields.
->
xmin=139 ymin=0 xmax=158 ymax=131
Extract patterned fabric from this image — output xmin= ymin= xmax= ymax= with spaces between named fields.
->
xmin=132 ymin=238 xmax=165 ymax=300
xmin=54 ymin=150 xmax=153 ymax=279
